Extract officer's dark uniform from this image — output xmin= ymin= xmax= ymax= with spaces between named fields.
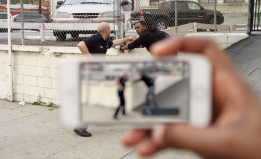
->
xmin=83 ymin=33 xmax=113 ymax=54
xmin=114 ymin=77 xmax=127 ymax=118
xmin=74 ymin=32 xmax=113 ymax=137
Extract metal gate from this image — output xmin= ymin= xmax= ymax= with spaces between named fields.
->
xmin=251 ymin=0 xmax=261 ymax=31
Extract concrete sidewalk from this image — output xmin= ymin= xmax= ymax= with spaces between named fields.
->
xmin=0 ymin=100 xmax=201 ymax=159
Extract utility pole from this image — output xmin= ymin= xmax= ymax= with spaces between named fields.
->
xmin=115 ymin=0 xmax=121 ymax=39
xmin=21 ymin=0 xmax=24 ymax=45
xmin=39 ymin=0 xmax=41 ymax=14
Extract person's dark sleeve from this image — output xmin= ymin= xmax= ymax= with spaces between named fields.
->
xmin=83 ymin=37 xmax=95 ymax=48
xmin=128 ymin=35 xmax=146 ymax=50
xmin=107 ymin=39 xmax=113 ymax=48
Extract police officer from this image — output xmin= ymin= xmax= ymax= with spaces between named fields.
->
xmin=114 ymin=74 xmax=128 ymax=119
xmin=78 ymin=22 xmax=135 ymax=56
xmin=74 ymin=22 xmax=134 ymax=137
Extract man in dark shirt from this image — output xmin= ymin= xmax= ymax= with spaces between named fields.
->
xmin=114 ymin=74 xmax=128 ymax=119
xmin=77 ymin=22 xmax=134 ymax=55
xmin=119 ymin=21 xmax=162 ymax=52
xmin=133 ymin=71 xmax=158 ymax=107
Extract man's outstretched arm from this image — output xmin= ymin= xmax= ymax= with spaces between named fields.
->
xmin=112 ymin=36 xmax=135 ymax=46
xmin=120 ymin=36 xmax=144 ymax=50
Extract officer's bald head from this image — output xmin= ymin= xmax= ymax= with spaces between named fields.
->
xmin=97 ymin=22 xmax=110 ymax=33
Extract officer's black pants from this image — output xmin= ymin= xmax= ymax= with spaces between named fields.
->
xmin=114 ymin=91 xmax=125 ymax=118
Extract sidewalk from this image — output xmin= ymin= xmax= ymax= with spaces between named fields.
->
xmin=0 ymin=100 xmax=201 ymax=159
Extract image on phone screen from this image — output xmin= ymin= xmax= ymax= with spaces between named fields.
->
xmin=80 ymin=60 xmax=190 ymax=124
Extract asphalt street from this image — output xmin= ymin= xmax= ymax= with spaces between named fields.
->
xmin=225 ymin=32 xmax=261 ymax=98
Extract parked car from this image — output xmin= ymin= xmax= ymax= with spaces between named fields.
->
xmin=0 ymin=12 xmax=13 ymax=32
xmin=52 ymin=0 xmax=132 ymax=41
xmin=13 ymin=14 xmax=48 ymax=23
xmin=130 ymin=0 xmax=224 ymax=30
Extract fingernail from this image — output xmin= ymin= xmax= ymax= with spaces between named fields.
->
xmin=152 ymin=125 xmax=165 ymax=146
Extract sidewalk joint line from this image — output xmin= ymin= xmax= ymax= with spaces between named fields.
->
xmin=120 ymin=150 xmax=136 ymax=159
xmin=248 ymin=65 xmax=261 ymax=76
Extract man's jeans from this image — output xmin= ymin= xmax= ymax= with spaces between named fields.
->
xmin=146 ymin=86 xmax=158 ymax=107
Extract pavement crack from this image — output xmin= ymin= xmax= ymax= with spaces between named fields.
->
xmin=120 ymin=149 xmax=136 ymax=159
xmin=248 ymin=65 xmax=261 ymax=77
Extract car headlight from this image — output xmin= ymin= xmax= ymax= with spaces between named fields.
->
xmin=55 ymin=12 xmax=70 ymax=18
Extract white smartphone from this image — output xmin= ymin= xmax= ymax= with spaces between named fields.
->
xmin=59 ymin=54 xmax=212 ymax=129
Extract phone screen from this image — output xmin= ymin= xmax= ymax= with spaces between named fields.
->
xmin=79 ymin=60 xmax=190 ymax=124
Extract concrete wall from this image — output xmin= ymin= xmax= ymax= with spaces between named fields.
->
xmin=0 ymin=50 xmax=11 ymax=100
xmin=0 ymin=45 xmax=187 ymax=112
xmin=0 ymin=45 xmax=155 ymax=107
xmin=201 ymin=3 xmax=248 ymax=14
xmin=0 ymin=46 xmax=86 ymax=105
xmin=0 ymin=32 xmax=248 ymax=105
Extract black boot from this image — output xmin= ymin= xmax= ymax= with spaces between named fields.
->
xmin=114 ymin=106 xmax=121 ymax=119
xmin=122 ymin=106 xmax=126 ymax=115
xmin=74 ymin=128 xmax=92 ymax=137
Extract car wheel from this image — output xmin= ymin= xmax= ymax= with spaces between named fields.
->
xmin=71 ymin=33 xmax=79 ymax=39
xmin=156 ymin=19 xmax=167 ymax=30
xmin=209 ymin=18 xmax=215 ymax=32
xmin=57 ymin=33 xmax=67 ymax=41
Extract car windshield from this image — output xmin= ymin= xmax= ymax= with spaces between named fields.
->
xmin=64 ymin=0 xmax=113 ymax=5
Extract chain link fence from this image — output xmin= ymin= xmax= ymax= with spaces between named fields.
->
xmin=0 ymin=0 xmax=249 ymax=46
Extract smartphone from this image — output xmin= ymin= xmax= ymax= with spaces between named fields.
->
xmin=59 ymin=54 xmax=212 ymax=128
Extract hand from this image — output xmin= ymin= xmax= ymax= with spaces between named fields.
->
xmin=115 ymin=47 xmax=124 ymax=53
xmin=127 ymin=36 xmax=136 ymax=42
xmin=121 ymin=37 xmax=261 ymax=159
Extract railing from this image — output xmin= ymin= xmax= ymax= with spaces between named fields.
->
xmin=0 ymin=22 xmax=125 ymax=43
xmin=163 ymin=22 xmax=236 ymax=35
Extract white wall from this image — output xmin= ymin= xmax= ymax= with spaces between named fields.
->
xmin=0 ymin=46 xmax=155 ymax=107
xmin=0 ymin=46 xmax=85 ymax=105
xmin=0 ymin=45 xmax=185 ymax=112
xmin=0 ymin=32 xmax=248 ymax=106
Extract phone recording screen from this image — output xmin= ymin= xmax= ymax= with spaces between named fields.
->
xmin=80 ymin=60 xmax=190 ymax=124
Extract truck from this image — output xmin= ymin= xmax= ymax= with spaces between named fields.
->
xmin=0 ymin=4 xmax=50 ymax=20
xmin=130 ymin=0 xmax=224 ymax=30
xmin=52 ymin=0 xmax=132 ymax=41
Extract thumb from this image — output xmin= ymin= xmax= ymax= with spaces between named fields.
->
xmin=152 ymin=124 xmax=226 ymax=155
